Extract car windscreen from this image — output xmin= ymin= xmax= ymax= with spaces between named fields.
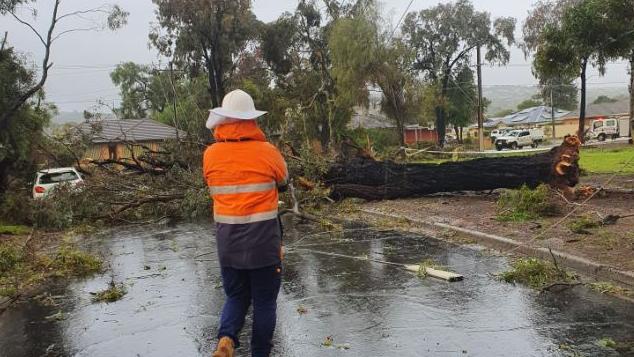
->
xmin=38 ymin=171 xmax=79 ymax=184
xmin=509 ymin=132 xmax=519 ymax=136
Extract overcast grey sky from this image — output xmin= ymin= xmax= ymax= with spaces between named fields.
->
xmin=1 ymin=0 xmax=629 ymax=113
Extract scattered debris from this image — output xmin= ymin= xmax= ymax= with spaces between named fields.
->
xmin=296 ymin=305 xmax=308 ymax=315
xmin=600 ymin=213 xmax=634 ymax=225
xmin=91 ymin=280 xmax=127 ymax=303
xmin=567 ymin=216 xmax=599 ymax=234
xmin=405 ymin=259 xmax=464 ymax=282
xmin=45 ymin=310 xmax=65 ymax=321
xmin=499 ymin=258 xmax=576 ymax=289
xmin=322 ymin=336 xmax=334 ymax=347
xmin=496 ymin=185 xmax=559 ymax=222
xmin=589 ymin=282 xmax=632 ymax=296
xmin=597 ymin=337 xmax=617 ymax=349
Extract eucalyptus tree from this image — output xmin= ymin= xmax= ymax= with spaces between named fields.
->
xmin=110 ymin=62 xmax=174 ymax=119
xmin=523 ymin=0 xmax=580 ymax=112
xmin=329 ymin=4 xmax=421 ymax=147
xmin=402 ymin=0 xmax=515 ymax=146
xmin=533 ymin=0 xmax=617 ymax=139
xmin=259 ymin=0 xmax=369 ymax=150
xmin=446 ymin=65 xmax=478 ymax=142
xmin=599 ymin=0 xmax=634 ymax=135
xmin=150 ymin=0 xmax=259 ymax=108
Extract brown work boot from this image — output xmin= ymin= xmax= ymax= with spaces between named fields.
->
xmin=212 ymin=337 xmax=235 ymax=357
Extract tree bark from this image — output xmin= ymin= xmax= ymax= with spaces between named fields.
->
xmin=435 ymin=105 xmax=446 ymax=148
xmin=395 ymin=112 xmax=405 ymax=147
xmin=630 ymin=51 xmax=634 ymax=141
xmin=577 ymin=58 xmax=588 ymax=142
xmin=325 ymin=137 xmax=581 ymax=201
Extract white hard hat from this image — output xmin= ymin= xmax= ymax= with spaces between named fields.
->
xmin=206 ymin=89 xmax=267 ymax=129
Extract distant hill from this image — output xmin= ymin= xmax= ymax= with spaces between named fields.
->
xmin=53 ymin=111 xmax=85 ymax=125
xmin=484 ymin=85 xmax=629 ymax=116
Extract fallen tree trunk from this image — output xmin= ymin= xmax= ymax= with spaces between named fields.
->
xmin=325 ymin=137 xmax=581 ymax=200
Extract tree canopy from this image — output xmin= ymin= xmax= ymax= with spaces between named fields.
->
xmin=150 ymin=0 xmax=259 ymax=108
xmin=402 ymin=0 xmax=515 ymax=146
xmin=0 ymin=46 xmax=51 ymax=191
xmin=532 ymin=0 xmax=621 ymax=139
xmin=329 ymin=4 xmax=421 ymax=146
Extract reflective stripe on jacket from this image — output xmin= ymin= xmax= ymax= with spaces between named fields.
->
xmin=203 ymin=120 xmax=288 ymax=269
xmin=203 ymin=120 xmax=288 ymax=224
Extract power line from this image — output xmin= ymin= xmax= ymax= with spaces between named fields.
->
xmin=389 ymin=0 xmax=415 ymax=39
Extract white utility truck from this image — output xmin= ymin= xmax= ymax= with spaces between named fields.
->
xmin=586 ymin=118 xmax=631 ymax=141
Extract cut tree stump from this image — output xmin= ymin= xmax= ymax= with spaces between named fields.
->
xmin=325 ymin=137 xmax=581 ymax=200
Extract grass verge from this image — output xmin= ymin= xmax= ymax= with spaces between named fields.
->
xmin=0 ymin=233 xmax=102 ymax=299
xmin=0 ymin=224 xmax=31 ymax=236
xmin=580 ymin=146 xmax=634 ymax=174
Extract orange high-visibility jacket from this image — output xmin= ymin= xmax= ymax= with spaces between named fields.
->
xmin=203 ymin=120 xmax=288 ymax=224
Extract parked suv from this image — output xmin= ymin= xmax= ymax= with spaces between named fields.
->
xmin=32 ymin=167 xmax=84 ymax=199
xmin=495 ymin=129 xmax=544 ymax=151
xmin=490 ymin=128 xmax=512 ymax=143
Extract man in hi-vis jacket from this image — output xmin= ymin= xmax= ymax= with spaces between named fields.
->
xmin=204 ymin=89 xmax=288 ymax=357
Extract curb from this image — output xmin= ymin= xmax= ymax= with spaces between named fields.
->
xmin=360 ymin=208 xmax=634 ymax=288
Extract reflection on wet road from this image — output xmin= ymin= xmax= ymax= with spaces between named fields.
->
xmin=1 ymin=222 xmax=632 ymax=357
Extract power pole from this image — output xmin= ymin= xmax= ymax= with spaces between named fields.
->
xmin=476 ymin=46 xmax=484 ymax=152
xmin=550 ymin=84 xmax=556 ymax=141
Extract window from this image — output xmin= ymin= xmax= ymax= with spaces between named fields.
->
xmin=521 ymin=131 xmax=530 ymax=136
xmin=594 ymin=121 xmax=604 ymax=129
xmin=38 ymin=171 xmax=79 ymax=185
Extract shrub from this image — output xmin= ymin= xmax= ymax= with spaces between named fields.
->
xmin=0 ymin=243 xmax=23 ymax=275
xmin=497 ymin=185 xmax=559 ymax=222
xmin=0 ymin=189 xmax=35 ymax=226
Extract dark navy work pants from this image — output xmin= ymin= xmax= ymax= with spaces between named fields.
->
xmin=217 ymin=264 xmax=282 ymax=357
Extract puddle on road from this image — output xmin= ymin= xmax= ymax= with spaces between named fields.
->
xmin=0 ymin=222 xmax=632 ymax=357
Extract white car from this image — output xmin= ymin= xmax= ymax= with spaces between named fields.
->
xmin=33 ymin=167 xmax=84 ymax=199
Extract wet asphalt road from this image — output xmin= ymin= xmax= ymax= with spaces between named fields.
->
xmin=1 ymin=221 xmax=633 ymax=357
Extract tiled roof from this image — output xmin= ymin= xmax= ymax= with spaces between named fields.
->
xmin=77 ymin=119 xmax=186 ymax=143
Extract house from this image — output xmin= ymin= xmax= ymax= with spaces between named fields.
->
xmin=77 ymin=119 xmax=185 ymax=161
xmin=403 ymin=125 xmax=438 ymax=145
